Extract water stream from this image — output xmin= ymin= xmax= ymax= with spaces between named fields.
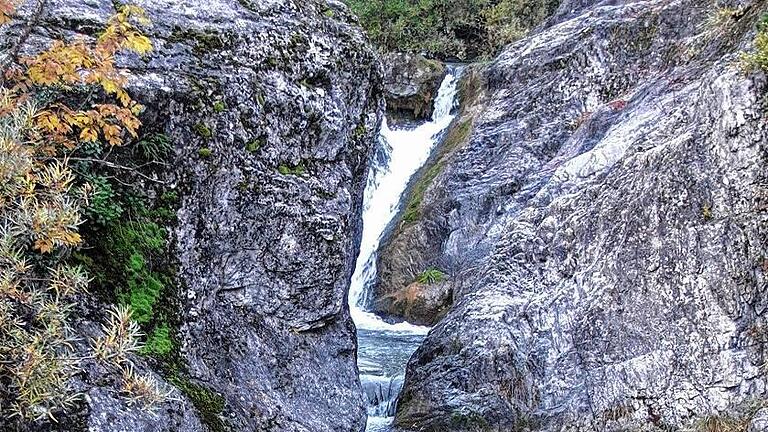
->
xmin=349 ymin=67 xmax=462 ymax=431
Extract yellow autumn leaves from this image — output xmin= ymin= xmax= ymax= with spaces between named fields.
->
xmin=0 ymin=3 xmax=153 ymax=254
xmin=0 ymin=2 xmax=155 ymax=422
xmin=17 ymin=4 xmax=151 ymax=150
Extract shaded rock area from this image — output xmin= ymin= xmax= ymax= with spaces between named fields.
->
xmin=387 ymin=0 xmax=768 ymax=430
xmin=383 ymin=52 xmax=447 ymax=124
xmin=10 ymin=0 xmax=383 ymax=431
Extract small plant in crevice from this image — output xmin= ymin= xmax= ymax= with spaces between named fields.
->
xmin=92 ymin=304 xmax=144 ymax=364
xmin=692 ymin=414 xmax=746 ymax=432
xmin=417 ymin=268 xmax=448 ymax=285
xmin=194 ymin=123 xmax=213 ymax=139
xmin=741 ymin=13 xmax=768 ymax=72
xmin=120 ymin=364 xmax=175 ymax=413
xmin=198 ymin=147 xmax=213 ymax=158
xmin=246 ymin=139 xmax=262 ymax=153
xmin=278 ymin=163 xmax=306 ymax=176
xmin=707 ymin=6 xmax=745 ymax=31
xmin=91 ymin=305 xmax=174 ymax=413
xmin=212 ymin=100 xmax=226 ymax=113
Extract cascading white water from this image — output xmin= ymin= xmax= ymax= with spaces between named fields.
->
xmin=350 ymin=67 xmax=462 ymax=431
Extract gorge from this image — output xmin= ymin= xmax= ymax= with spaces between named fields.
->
xmin=0 ymin=0 xmax=766 ymax=432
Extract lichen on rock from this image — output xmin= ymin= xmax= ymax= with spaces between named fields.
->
xmin=391 ymin=0 xmax=768 ymax=430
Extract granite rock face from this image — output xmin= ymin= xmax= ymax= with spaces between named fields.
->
xmin=382 ymin=53 xmax=447 ymax=124
xmin=390 ymin=0 xmax=768 ymax=430
xmin=12 ymin=0 xmax=383 ymax=431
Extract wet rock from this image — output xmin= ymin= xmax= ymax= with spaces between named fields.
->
xmin=393 ymin=0 xmax=768 ymax=430
xmin=372 ymin=66 xmax=488 ymax=326
xmin=13 ymin=0 xmax=383 ymax=431
xmin=373 ymin=280 xmax=453 ymax=326
xmin=383 ymin=53 xmax=447 ymax=123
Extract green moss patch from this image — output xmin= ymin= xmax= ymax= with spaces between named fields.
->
xmin=278 ymin=162 xmax=306 ymax=176
xmin=402 ymin=119 xmax=472 ymax=224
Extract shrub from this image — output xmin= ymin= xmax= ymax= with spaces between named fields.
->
xmin=343 ymin=0 xmax=559 ymax=60
xmin=142 ymin=325 xmax=174 ymax=356
xmin=194 ymin=123 xmax=213 ymax=139
xmin=742 ymin=13 xmax=768 ymax=71
xmin=0 ymin=2 xmax=168 ymax=423
xmin=278 ymin=163 xmax=306 ymax=176
xmin=417 ymin=268 xmax=448 ymax=284
xmin=85 ymin=175 xmax=125 ymax=225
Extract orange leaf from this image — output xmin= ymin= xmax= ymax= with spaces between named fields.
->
xmin=34 ymin=239 xmax=54 ymax=254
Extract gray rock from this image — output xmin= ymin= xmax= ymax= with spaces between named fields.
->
xmin=751 ymin=408 xmax=768 ymax=432
xmin=7 ymin=0 xmax=383 ymax=431
xmin=382 ymin=53 xmax=447 ymax=124
xmin=391 ymin=0 xmax=768 ymax=430
xmin=373 ymin=66 xmax=488 ymax=326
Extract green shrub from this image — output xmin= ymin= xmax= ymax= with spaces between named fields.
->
xmin=402 ymin=120 xmax=472 ymax=224
xmin=136 ymin=133 xmax=172 ymax=161
xmin=194 ymin=123 xmax=213 ymax=139
xmin=278 ymin=163 xmax=306 ymax=176
xmin=142 ymin=325 xmax=174 ymax=356
xmin=741 ymin=13 xmax=768 ymax=71
xmin=343 ymin=0 xmax=559 ymax=60
xmin=167 ymin=373 xmax=227 ymax=432
xmin=246 ymin=139 xmax=262 ymax=153
xmin=85 ymin=176 xmax=124 ymax=226
xmin=198 ymin=147 xmax=213 ymax=158
xmin=417 ymin=268 xmax=448 ymax=284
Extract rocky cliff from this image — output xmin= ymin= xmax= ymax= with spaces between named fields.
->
xmin=12 ymin=0 xmax=382 ymax=431
xmin=386 ymin=0 xmax=768 ymax=430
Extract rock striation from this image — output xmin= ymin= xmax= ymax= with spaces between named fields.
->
xmin=12 ymin=0 xmax=383 ymax=431
xmin=389 ymin=0 xmax=768 ymax=430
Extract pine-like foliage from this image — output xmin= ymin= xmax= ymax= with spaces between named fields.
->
xmin=0 ymin=1 xmax=171 ymax=424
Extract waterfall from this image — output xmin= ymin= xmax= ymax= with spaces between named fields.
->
xmin=350 ymin=66 xmax=463 ymax=431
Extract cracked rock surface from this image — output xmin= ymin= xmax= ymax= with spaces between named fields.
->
xmin=390 ymin=0 xmax=768 ymax=430
xmin=12 ymin=0 xmax=383 ymax=431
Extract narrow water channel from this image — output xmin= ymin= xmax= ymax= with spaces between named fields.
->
xmin=348 ymin=67 xmax=462 ymax=431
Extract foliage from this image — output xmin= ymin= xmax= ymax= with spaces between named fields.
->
xmin=85 ymin=175 xmax=124 ymax=225
xmin=403 ymin=119 xmax=472 ymax=223
xmin=343 ymin=0 xmax=559 ymax=60
xmin=167 ymin=372 xmax=227 ymax=432
xmin=92 ymin=220 xmax=168 ymax=326
xmin=278 ymin=163 xmax=306 ymax=176
xmin=194 ymin=123 xmax=212 ymax=139
xmin=246 ymin=139 xmax=262 ymax=153
xmin=741 ymin=13 xmax=768 ymax=71
xmin=142 ymin=325 xmax=173 ymax=356
xmin=92 ymin=304 xmax=144 ymax=363
xmin=416 ymin=268 xmax=448 ymax=284
xmin=0 ymin=1 xmax=169 ymax=423
xmin=136 ymin=133 xmax=172 ymax=161
xmin=120 ymin=364 xmax=174 ymax=413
